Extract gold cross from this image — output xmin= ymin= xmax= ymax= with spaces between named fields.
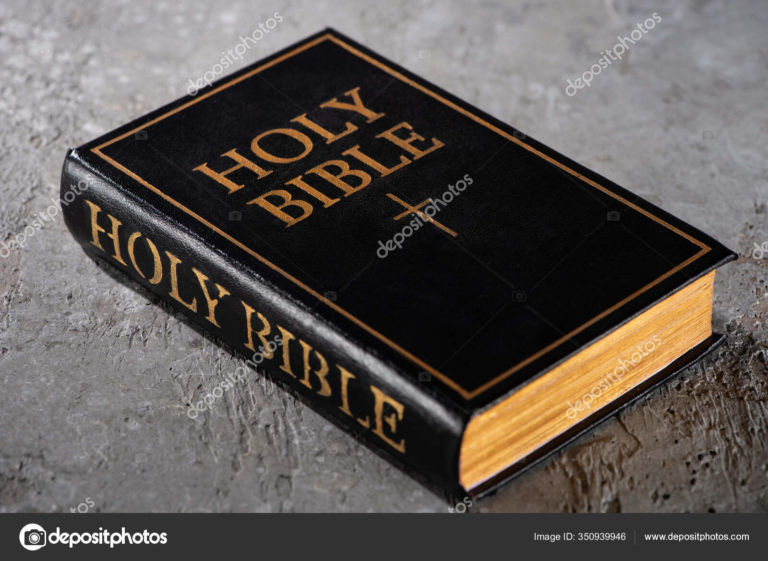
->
xmin=385 ymin=194 xmax=458 ymax=237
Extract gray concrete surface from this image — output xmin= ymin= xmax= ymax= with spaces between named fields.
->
xmin=0 ymin=0 xmax=766 ymax=512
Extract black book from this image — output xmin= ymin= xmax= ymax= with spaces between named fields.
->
xmin=60 ymin=29 xmax=735 ymax=501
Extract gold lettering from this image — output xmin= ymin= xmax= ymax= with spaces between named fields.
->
xmin=342 ymin=144 xmax=411 ymax=177
xmin=290 ymin=113 xmax=357 ymax=144
xmin=191 ymin=268 xmax=230 ymax=327
xmin=127 ymin=231 xmax=162 ymax=285
xmin=370 ymin=385 xmax=406 ymax=453
xmin=338 ymin=365 xmax=370 ymax=428
xmin=251 ymin=128 xmax=313 ymax=164
xmin=277 ymin=325 xmax=296 ymax=377
xmin=307 ymin=159 xmax=371 ymax=196
xmin=376 ymin=122 xmax=444 ymax=160
xmin=247 ymin=190 xmax=313 ymax=227
xmin=165 ymin=251 xmax=197 ymax=312
xmin=319 ymin=86 xmax=385 ymax=123
xmin=241 ymin=301 xmax=274 ymax=358
xmin=298 ymin=340 xmax=332 ymax=397
xmin=193 ymin=148 xmax=272 ymax=194
xmin=284 ymin=176 xmax=340 ymax=208
xmin=84 ymin=200 xmax=127 ymax=266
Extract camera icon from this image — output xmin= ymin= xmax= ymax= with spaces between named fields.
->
xmin=19 ymin=523 xmax=46 ymax=551
xmin=25 ymin=529 xmax=45 ymax=546
xmin=323 ymin=291 xmax=337 ymax=302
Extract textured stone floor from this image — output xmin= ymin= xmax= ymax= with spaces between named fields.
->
xmin=0 ymin=0 xmax=766 ymax=512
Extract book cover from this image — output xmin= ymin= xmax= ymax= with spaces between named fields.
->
xmin=60 ymin=28 xmax=735 ymax=500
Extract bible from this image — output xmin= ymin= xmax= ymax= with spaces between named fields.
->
xmin=60 ymin=29 xmax=735 ymax=500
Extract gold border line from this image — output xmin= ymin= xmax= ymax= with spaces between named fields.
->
xmin=90 ymin=33 xmax=711 ymax=400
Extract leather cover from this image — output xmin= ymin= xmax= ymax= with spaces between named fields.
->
xmin=60 ymin=28 xmax=736 ymax=501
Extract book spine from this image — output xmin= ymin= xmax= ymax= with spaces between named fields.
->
xmin=60 ymin=149 xmax=467 ymax=501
